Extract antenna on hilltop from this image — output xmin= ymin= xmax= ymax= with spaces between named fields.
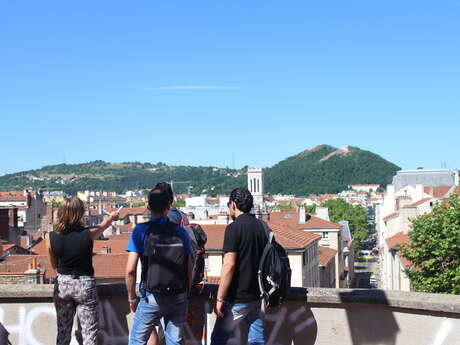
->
xmin=232 ymin=152 xmax=235 ymax=170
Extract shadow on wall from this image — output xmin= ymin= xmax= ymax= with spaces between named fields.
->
xmin=200 ymin=289 xmax=317 ymax=345
xmin=264 ymin=302 xmax=317 ymax=345
xmin=0 ymin=321 xmax=11 ymax=345
xmin=72 ymin=286 xmax=318 ymax=345
xmin=339 ymin=290 xmax=399 ymax=345
xmin=154 ymin=295 xmax=318 ymax=345
xmin=76 ymin=286 xmax=131 ymax=345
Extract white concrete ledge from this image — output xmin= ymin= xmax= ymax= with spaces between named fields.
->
xmin=1 ymin=284 xmax=459 ymax=315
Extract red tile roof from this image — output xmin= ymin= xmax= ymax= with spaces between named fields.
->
xmin=206 ymin=198 xmax=219 ymax=205
xmin=383 ymin=212 xmax=399 ymax=222
xmin=120 ymin=207 xmax=148 ymax=218
xmin=270 ymin=211 xmax=341 ymax=229
xmin=424 ymin=186 xmax=452 ymax=198
xmin=319 ymin=194 xmax=337 ymax=200
xmin=0 ymin=253 xmax=130 ymax=280
xmin=386 ymin=233 xmax=415 ymax=268
xmin=201 ymin=222 xmax=321 ymax=250
xmin=201 ymin=225 xmax=227 ymax=250
xmin=0 ymin=255 xmax=55 ymax=280
xmin=116 ymin=223 xmax=134 ymax=232
xmin=93 ymin=240 xmax=128 ymax=254
xmin=106 ymin=233 xmax=132 ymax=241
xmin=0 ymin=191 xmax=27 ymax=202
xmin=399 ymin=256 xmax=414 ymax=268
xmin=318 ymin=246 xmax=337 ymax=266
xmin=2 ymin=244 xmax=16 ymax=252
xmin=1 ymin=243 xmax=30 ymax=255
xmin=268 ymin=222 xmax=321 ymax=248
xmin=410 ymin=198 xmax=432 ymax=207
xmin=31 ymin=239 xmax=47 ymax=255
xmin=92 ymin=253 xmax=129 ymax=278
xmin=386 ymin=232 xmax=409 ymax=250
xmin=300 ymin=216 xmax=342 ymax=230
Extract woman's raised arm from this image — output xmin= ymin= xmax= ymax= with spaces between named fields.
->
xmin=89 ymin=211 xmax=119 ymax=240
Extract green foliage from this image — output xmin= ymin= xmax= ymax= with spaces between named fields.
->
xmin=50 ymin=199 xmax=61 ymax=209
xmin=0 ymin=162 xmax=246 ymax=196
xmin=265 ymin=145 xmax=399 ymax=195
xmin=320 ymin=198 xmax=369 ymax=255
xmin=132 ymin=201 xmax=146 ymax=208
xmin=400 ymin=194 xmax=460 ymax=294
xmin=279 ymin=205 xmax=295 ymax=210
xmin=173 ymin=200 xmax=186 ymax=208
xmin=305 ymin=204 xmax=317 ymax=214
xmin=0 ymin=145 xmax=400 ymax=197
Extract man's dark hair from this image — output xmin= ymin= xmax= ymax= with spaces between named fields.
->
xmin=229 ymin=188 xmax=254 ymax=213
xmin=148 ymin=188 xmax=171 ymax=213
xmin=154 ymin=182 xmax=174 ymax=203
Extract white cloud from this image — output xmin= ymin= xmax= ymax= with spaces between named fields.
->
xmin=144 ymin=85 xmax=245 ymax=91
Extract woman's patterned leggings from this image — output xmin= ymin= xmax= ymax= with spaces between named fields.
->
xmin=53 ymin=274 xmax=98 ymax=345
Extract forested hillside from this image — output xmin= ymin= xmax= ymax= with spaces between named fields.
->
xmin=0 ymin=145 xmax=400 ymax=196
xmin=265 ymin=145 xmax=400 ymax=195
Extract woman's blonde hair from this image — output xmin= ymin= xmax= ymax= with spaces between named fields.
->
xmin=55 ymin=197 xmax=85 ymax=234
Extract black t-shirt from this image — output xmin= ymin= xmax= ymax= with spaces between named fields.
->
xmin=50 ymin=226 xmax=94 ymax=276
xmin=223 ymin=213 xmax=267 ymax=303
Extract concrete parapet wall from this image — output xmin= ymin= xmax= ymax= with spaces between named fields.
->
xmin=0 ymin=284 xmax=459 ymax=345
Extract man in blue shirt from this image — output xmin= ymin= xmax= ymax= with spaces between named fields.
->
xmin=125 ymin=187 xmax=193 ymax=345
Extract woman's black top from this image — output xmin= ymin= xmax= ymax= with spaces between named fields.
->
xmin=49 ymin=226 xmax=94 ymax=276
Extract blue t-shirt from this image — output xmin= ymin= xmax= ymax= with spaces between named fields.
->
xmin=125 ymin=217 xmax=193 ymax=257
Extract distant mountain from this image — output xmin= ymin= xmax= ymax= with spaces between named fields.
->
xmin=265 ymin=145 xmax=400 ymax=195
xmin=0 ymin=145 xmax=400 ymax=196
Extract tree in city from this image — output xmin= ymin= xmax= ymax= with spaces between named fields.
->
xmin=305 ymin=204 xmax=317 ymax=214
xmin=400 ymin=194 xmax=460 ymax=294
xmin=50 ymin=199 xmax=61 ymax=208
xmin=320 ymin=198 xmax=369 ymax=255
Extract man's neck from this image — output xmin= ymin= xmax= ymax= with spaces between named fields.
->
xmin=233 ymin=210 xmax=246 ymax=219
xmin=151 ymin=211 xmax=167 ymax=218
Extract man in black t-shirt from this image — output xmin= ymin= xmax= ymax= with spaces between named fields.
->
xmin=211 ymin=188 xmax=267 ymax=345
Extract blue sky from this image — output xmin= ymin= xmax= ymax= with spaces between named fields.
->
xmin=1 ymin=1 xmax=459 ymax=174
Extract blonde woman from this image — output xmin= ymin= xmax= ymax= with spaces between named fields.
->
xmin=46 ymin=197 xmax=119 ymax=345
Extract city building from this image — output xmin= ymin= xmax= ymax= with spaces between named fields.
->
xmin=202 ymin=223 xmax=321 ymax=288
xmin=376 ymin=169 xmax=460 ymax=291
xmin=248 ymin=168 xmax=264 ymax=209
xmin=270 ymin=208 xmax=354 ymax=288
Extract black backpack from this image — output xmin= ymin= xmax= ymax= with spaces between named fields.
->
xmin=167 ymin=209 xmax=208 ymax=289
xmin=184 ymin=223 xmax=207 ymax=288
xmin=141 ymin=219 xmax=188 ymax=293
xmin=258 ymin=221 xmax=292 ymax=311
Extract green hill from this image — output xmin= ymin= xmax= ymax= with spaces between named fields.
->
xmin=266 ymin=145 xmax=400 ymax=195
xmin=0 ymin=145 xmax=400 ymax=196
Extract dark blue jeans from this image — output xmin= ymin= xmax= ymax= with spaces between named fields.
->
xmin=211 ymin=299 xmax=265 ymax=345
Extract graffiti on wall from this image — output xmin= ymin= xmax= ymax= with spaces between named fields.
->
xmin=0 ymin=300 xmax=131 ymax=345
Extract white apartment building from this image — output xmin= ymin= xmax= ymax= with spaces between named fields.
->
xmin=376 ymin=169 xmax=460 ymax=291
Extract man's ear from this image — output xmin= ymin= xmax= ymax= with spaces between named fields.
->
xmin=147 ymin=204 xmax=151 ymax=210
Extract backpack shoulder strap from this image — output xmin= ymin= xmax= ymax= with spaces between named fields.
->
xmin=259 ymin=220 xmax=274 ymax=243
